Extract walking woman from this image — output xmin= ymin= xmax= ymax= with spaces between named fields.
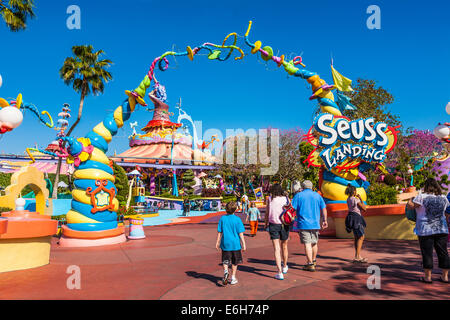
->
xmin=344 ymin=185 xmax=368 ymax=263
xmin=264 ymin=184 xmax=290 ymax=280
xmin=407 ymin=178 xmax=449 ymax=283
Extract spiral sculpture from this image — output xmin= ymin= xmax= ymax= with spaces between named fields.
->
xmin=63 ymin=94 xmax=139 ymax=232
xmin=241 ymin=21 xmax=399 ymax=204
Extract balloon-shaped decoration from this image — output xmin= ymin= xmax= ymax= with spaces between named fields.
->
xmin=0 ymin=104 xmax=23 ymax=133
xmin=0 ymin=74 xmax=2 ymax=88
xmin=434 ymin=124 xmax=450 ymax=140
xmin=446 ymin=102 xmax=450 ymax=115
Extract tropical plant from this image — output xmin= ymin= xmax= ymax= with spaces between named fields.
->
xmin=60 ymin=45 xmax=113 ymax=137
xmin=52 ymin=45 xmax=113 ymax=198
xmin=0 ymin=0 xmax=35 ymax=31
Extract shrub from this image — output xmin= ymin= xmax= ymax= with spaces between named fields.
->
xmin=126 ymin=207 xmax=136 ymax=216
xmin=383 ymin=174 xmax=397 ymax=186
xmin=52 ymin=214 xmax=67 ymax=222
xmin=0 ymin=207 xmax=12 ymax=214
xmin=221 ymin=194 xmax=237 ymax=203
xmin=112 ymin=162 xmax=129 ymax=206
xmin=0 ymin=173 xmax=11 ymax=188
xmin=367 ymin=183 xmax=398 ymax=206
xmin=201 ymin=188 xmax=222 ymax=198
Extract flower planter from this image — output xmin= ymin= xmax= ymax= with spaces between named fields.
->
xmin=0 ymin=210 xmax=58 ymax=273
xmin=331 ymin=204 xmax=416 ymax=240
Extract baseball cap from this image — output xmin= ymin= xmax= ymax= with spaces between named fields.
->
xmin=302 ymin=180 xmax=313 ymax=190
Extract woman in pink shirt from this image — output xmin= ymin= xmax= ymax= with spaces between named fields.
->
xmin=264 ymin=184 xmax=290 ymax=280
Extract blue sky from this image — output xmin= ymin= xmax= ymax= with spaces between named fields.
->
xmin=0 ymin=0 xmax=449 ymax=155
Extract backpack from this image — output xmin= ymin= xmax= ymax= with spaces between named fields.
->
xmin=280 ymin=196 xmax=297 ymax=226
xmin=405 ymin=204 xmax=416 ymax=222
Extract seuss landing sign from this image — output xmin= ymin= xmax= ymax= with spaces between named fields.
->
xmin=304 ymin=114 xmax=400 ymax=171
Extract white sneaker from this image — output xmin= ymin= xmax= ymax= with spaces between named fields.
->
xmin=282 ymin=265 xmax=289 ymax=274
xmin=275 ymin=273 xmax=284 ymax=280
xmin=230 ymin=278 xmax=238 ymax=285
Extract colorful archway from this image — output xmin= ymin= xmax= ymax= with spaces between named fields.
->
xmin=51 ymin=21 xmax=398 ymax=244
xmin=0 ymin=166 xmax=49 ymax=214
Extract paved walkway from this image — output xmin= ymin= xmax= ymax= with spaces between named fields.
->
xmin=0 ymin=212 xmax=449 ymax=300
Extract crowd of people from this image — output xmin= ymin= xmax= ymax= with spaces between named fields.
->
xmin=215 ymin=178 xmax=450 ymax=286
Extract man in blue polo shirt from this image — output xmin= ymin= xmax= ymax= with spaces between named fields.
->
xmin=292 ymin=180 xmax=328 ymax=272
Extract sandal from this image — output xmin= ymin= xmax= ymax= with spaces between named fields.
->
xmin=439 ymin=276 xmax=449 ymax=284
xmin=420 ymin=277 xmax=433 ymax=284
xmin=303 ymin=263 xmax=316 ymax=272
xmin=352 ymin=258 xmax=368 ymax=264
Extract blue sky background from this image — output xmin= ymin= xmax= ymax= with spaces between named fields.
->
xmin=0 ymin=0 xmax=449 ymax=155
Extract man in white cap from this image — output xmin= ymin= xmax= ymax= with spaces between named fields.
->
xmin=292 ymin=180 xmax=328 ymax=272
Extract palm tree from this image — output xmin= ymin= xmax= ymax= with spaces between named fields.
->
xmin=0 ymin=0 xmax=35 ymax=31
xmin=52 ymin=45 xmax=113 ymax=199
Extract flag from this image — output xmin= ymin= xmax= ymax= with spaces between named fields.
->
xmin=335 ymin=91 xmax=356 ymax=111
xmin=331 ymin=65 xmax=353 ymax=92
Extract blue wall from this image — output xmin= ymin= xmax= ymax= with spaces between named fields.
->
xmin=24 ymin=199 xmax=72 ymax=216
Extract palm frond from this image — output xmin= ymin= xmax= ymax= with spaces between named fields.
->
xmin=60 ymin=44 xmax=113 ymax=98
xmin=1 ymin=0 xmax=35 ymax=31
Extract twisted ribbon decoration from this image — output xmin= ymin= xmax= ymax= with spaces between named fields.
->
xmin=21 ymin=103 xmax=54 ymax=128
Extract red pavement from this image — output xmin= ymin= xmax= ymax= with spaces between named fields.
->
xmin=0 ymin=211 xmax=449 ymax=300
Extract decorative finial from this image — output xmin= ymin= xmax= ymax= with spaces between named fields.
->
xmin=15 ymin=198 xmax=26 ymax=211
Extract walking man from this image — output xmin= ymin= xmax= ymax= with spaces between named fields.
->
xmin=241 ymin=193 xmax=249 ymax=214
xmin=292 ymin=180 xmax=328 ymax=271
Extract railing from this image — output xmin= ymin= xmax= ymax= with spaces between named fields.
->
xmin=0 ymin=154 xmax=218 ymax=166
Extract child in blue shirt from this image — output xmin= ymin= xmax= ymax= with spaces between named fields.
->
xmin=216 ymin=201 xmax=246 ymax=285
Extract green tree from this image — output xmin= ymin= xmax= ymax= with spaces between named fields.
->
xmin=112 ymin=162 xmax=128 ymax=207
xmin=298 ymin=142 xmax=319 ymax=188
xmin=346 ymin=79 xmax=399 ymax=127
xmin=60 ymin=45 xmax=113 ymax=137
xmin=0 ymin=0 xmax=35 ymax=31
xmin=277 ymin=128 xmax=306 ymax=190
xmin=217 ymin=134 xmax=263 ymax=195
xmin=52 ymin=45 xmax=113 ymax=199
xmin=182 ymin=170 xmax=196 ymax=196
